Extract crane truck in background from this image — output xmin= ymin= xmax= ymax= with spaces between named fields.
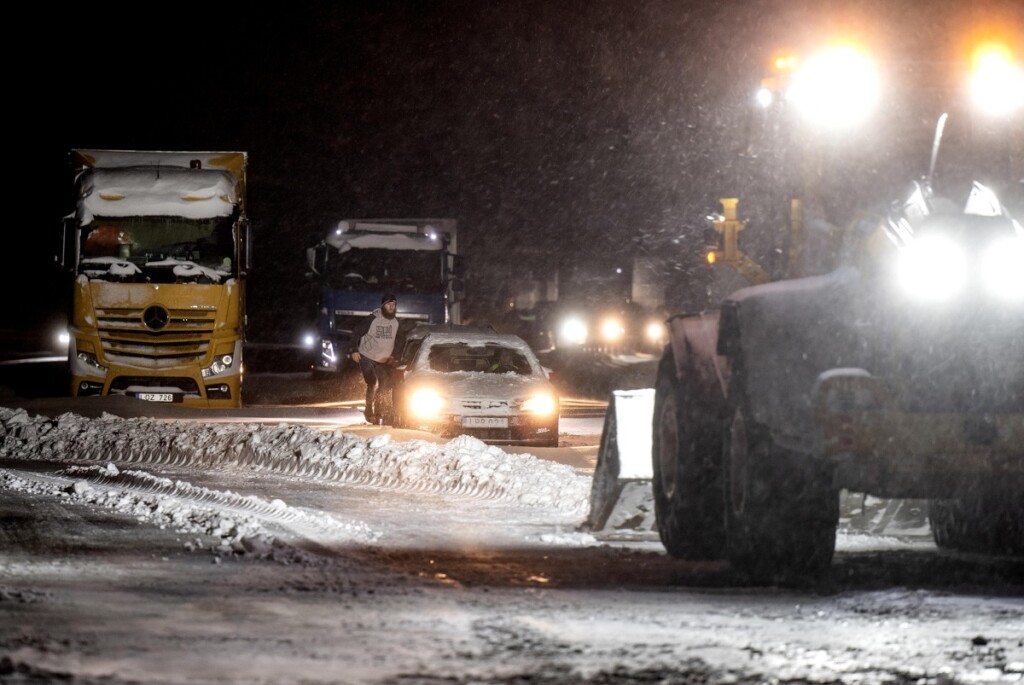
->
xmin=62 ymin=150 xmax=251 ymax=407
xmin=305 ymin=219 xmax=463 ymax=375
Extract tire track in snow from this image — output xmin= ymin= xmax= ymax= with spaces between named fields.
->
xmin=0 ymin=464 xmax=378 ymax=557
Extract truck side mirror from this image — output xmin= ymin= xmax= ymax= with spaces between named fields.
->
xmin=239 ymin=218 xmax=253 ymax=274
xmin=60 ymin=216 xmax=77 ymax=271
xmin=307 ymin=244 xmax=328 ymax=277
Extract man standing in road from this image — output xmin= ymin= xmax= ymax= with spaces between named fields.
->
xmin=349 ymin=293 xmax=403 ymax=424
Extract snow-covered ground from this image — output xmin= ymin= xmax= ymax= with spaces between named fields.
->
xmin=1 ymin=402 xmax=1022 ymax=684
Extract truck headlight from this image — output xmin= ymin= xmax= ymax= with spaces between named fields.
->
xmin=409 ymin=388 xmax=446 ymax=420
xmin=982 ymin=238 xmax=1024 ymax=300
xmin=896 ymin=237 xmax=968 ymax=301
xmin=76 ymin=351 xmax=107 ymax=374
xmin=321 ymin=339 xmax=336 ymax=363
xmin=521 ymin=392 xmax=557 ymax=416
xmin=201 ymin=354 xmax=234 ymax=378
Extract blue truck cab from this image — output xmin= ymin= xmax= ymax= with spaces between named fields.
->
xmin=306 ymin=219 xmax=462 ymax=374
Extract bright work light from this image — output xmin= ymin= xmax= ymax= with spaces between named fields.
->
xmin=969 ymin=44 xmax=1024 ymax=116
xmin=788 ymin=46 xmax=880 ymax=128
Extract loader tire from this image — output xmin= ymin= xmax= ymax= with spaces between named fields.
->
xmin=651 ymin=352 xmax=726 ymax=560
xmin=929 ymin=491 xmax=1024 ymax=556
xmin=723 ymin=388 xmax=838 ymax=581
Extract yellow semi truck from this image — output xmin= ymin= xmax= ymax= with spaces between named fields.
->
xmin=62 ymin=150 xmax=250 ymax=407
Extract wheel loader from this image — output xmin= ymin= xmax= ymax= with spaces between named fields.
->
xmin=588 ymin=176 xmax=1024 ymax=579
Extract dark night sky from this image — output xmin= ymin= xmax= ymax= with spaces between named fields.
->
xmin=14 ymin=0 xmax=1022 ymax=342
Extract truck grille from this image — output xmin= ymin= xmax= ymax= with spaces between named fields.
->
xmin=95 ymin=306 xmax=215 ymax=364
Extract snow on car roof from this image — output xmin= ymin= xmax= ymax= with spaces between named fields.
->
xmin=419 ymin=331 xmax=536 ymax=353
xmin=416 ymin=331 xmax=544 ymax=375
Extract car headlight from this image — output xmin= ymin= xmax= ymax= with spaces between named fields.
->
xmin=982 ymin=237 xmax=1024 ymax=300
xmin=558 ymin=317 xmax=587 ymax=346
xmin=600 ymin=317 xmax=625 ymax=342
xmin=521 ymin=392 xmax=557 ymax=416
xmin=896 ymin=236 xmax=968 ymax=301
xmin=409 ymin=388 xmax=446 ymax=420
xmin=201 ymin=354 xmax=234 ymax=379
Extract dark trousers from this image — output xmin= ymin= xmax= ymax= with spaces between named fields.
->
xmin=358 ymin=356 xmax=391 ymax=418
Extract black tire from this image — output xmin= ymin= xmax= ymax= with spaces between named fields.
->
xmin=929 ymin=490 xmax=1024 ymax=555
xmin=723 ymin=375 xmax=838 ymax=581
xmin=651 ymin=350 xmax=727 ymax=560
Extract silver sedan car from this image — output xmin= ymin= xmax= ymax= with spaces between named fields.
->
xmin=393 ymin=331 xmax=559 ymax=446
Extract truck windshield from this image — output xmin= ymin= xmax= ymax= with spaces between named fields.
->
xmin=325 ymin=248 xmax=442 ymax=293
xmin=78 ymin=216 xmax=237 ymax=283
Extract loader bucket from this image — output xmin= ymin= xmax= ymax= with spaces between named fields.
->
xmin=585 ymin=388 xmax=658 ymax=536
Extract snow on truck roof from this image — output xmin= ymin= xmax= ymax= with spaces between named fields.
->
xmin=73 ymin=150 xmax=246 ymax=176
xmin=325 ymin=218 xmax=455 ymax=253
xmin=77 ymin=167 xmax=240 ymax=223
xmin=73 ymin=150 xmax=246 ymax=223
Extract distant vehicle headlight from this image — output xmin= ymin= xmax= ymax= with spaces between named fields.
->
xmin=302 ymin=333 xmax=316 ymax=348
xmin=645 ymin=321 xmax=665 ymax=343
xmin=521 ymin=392 xmax=557 ymax=416
xmin=982 ymin=237 xmax=1024 ymax=300
xmin=600 ymin=317 xmax=625 ymax=342
xmin=558 ymin=317 xmax=587 ymax=346
xmin=409 ymin=388 xmax=446 ymax=420
xmin=56 ymin=330 xmax=70 ymax=348
xmin=896 ymin=237 xmax=968 ymax=301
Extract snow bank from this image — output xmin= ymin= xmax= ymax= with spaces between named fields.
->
xmin=0 ymin=407 xmax=591 ymax=517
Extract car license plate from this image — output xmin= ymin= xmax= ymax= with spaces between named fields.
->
xmin=137 ymin=393 xmax=175 ymax=403
xmin=462 ymin=416 xmax=508 ymax=428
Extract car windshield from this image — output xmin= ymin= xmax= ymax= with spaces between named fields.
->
xmin=426 ymin=343 xmax=534 ymax=375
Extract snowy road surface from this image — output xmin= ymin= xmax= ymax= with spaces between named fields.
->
xmin=1 ymin=404 xmax=1022 ymax=684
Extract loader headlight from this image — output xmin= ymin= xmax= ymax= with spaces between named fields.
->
xmin=409 ymin=388 xmax=446 ymax=420
xmin=558 ymin=317 xmax=587 ymax=346
xmin=982 ymin=237 xmax=1024 ymax=300
xmin=521 ymin=392 xmax=557 ymax=416
xmin=896 ymin=237 xmax=968 ymax=301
